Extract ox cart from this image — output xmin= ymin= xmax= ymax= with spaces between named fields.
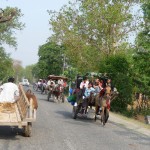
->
xmin=0 ymin=85 xmax=36 ymax=137
xmin=47 ymin=75 xmax=68 ymax=103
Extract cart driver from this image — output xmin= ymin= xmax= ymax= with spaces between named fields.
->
xmin=82 ymin=82 xmax=95 ymax=114
xmin=80 ymin=77 xmax=89 ymax=89
xmin=0 ymin=77 xmax=20 ymax=103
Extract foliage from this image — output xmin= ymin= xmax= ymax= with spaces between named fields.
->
xmin=132 ymin=0 xmax=150 ymax=95
xmin=0 ymin=7 xmax=24 ymax=48
xmin=36 ymin=42 xmax=65 ymax=78
xmin=63 ymin=67 xmax=78 ymax=82
xmin=0 ymin=47 xmax=14 ymax=82
xmin=100 ymin=54 xmax=133 ymax=112
xmin=0 ymin=7 xmax=24 ymax=83
xmin=13 ymin=59 xmax=24 ymax=83
xmin=23 ymin=65 xmax=35 ymax=83
xmin=48 ymin=0 xmax=141 ymax=73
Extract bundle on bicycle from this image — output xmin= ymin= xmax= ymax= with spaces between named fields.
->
xmin=68 ymin=73 xmax=119 ymax=126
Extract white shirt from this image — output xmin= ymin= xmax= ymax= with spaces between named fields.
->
xmin=58 ymin=79 xmax=64 ymax=85
xmin=0 ymin=82 xmax=19 ymax=103
xmin=80 ymin=80 xmax=89 ymax=89
xmin=47 ymin=80 xmax=55 ymax=86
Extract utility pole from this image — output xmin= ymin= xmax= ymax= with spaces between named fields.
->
xmin=62 ymin=54 xmax=66 ymax=75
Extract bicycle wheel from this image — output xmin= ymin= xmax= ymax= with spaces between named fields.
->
xmin=33 ymin=83 xmax=38 ymax=91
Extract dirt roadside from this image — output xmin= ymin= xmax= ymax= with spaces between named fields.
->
xmin=109 ymin=112 xmax=150 ymax=137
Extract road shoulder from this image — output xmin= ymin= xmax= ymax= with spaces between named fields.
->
xmin=109 ymin=112 xmax=150 ymax=137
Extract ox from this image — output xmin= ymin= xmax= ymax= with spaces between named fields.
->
xmin=25 ymin=89 xmax=38 ymax=110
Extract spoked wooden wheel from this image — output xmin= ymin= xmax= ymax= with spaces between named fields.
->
xmin=23 ymin=122 xmax=32 ymax=137
xmin=101 ymin=108 xmax=109 ymax=126
xmin=33 ymin=84 xmax=38 ymax=91
xmin=101 ymin=113 xmax=106 ymax=126
xmin=60 ymin=93 xmax=65 ymax=103
xmin=72 ymin=106 xmax=77 ymax=119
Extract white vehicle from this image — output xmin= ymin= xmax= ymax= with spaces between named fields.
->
xmin=20 ymin=79 xmax=30 ymax=86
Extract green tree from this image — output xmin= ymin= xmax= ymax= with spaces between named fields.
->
xmin=100 ymin=54 xmax=132 ymax=112
xmin=32 ymin=64 xmax=40 ymax=82
xmin=0 ymin=47 xmax=13 ymax=81
xmin=132 ymin=0 xmax=150 ymax=95
xmin=48 ymin=0 xmax=141 ymax=73
xmin=24 ymin=65 xmax=35 ymax=83
xmin=0 ymin=7 xmax=24 ymax=47
xmin=13 ymin=59 xmax=24 ymax=83
xmin=0 ymin=7 xmax=24 ymax=82
xmin=37 ymin=42 xmax=65 ymax=78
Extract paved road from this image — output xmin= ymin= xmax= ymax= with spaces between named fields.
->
xmin=0 ymin=87 xmax=149 ymax=150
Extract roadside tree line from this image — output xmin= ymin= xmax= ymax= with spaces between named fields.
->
xmin=0 ymin=6 xmax=24 ymax=82
xmin=35 ymin=0 xmax=149 ymax=116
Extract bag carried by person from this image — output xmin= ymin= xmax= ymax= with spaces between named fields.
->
xmin=67 ymin=95 xmax=76 ymax=102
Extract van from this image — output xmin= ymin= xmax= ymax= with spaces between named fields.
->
xmin=20 ymin=79 xmax=30 ymax=86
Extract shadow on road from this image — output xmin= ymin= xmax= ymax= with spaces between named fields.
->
xmin=55 ymin=110 xmax=97 ymax=126
xmin=0 ymin=126 xmax=23 ymax=140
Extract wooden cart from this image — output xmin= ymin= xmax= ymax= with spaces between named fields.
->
xmin=0 ymin=85 xmax=36 ymax=137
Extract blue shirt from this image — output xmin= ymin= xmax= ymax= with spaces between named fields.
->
xmin=84 ymin=87 xmax=95 ymax=97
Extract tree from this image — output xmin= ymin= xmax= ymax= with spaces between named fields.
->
xmin=0 ymin=47 xmax=14 ymax=81
xmin=48 ymin=0 xmax=141 ymax=73
xmin=100 ymin=54 xmax=133 ymax=112
xmin=24 ymin=65 xmax=35 ymax=83
xmin=13 ymin=59 xmax=24 ymax=83
xmin=132 ymin=0 xmax=150 ymax=95
xmin=0 ymin=8 xmax=17 ymax=23
xmin=0 ymin=7 xmax=24 ymax=47
xmin=37 ymin=42 xmax=65 ymax=78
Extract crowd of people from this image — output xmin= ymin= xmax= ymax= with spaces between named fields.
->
xmin=0 ymin=76 xmax=68 ymax=103
xmin=68 ymin=76 xmax=114 ymax=115
xmin=36 ymin=78 xmax=67 ymax=94
xmin=0 ymin=75 xmax=113 ymax=107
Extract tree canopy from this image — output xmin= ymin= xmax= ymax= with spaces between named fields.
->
xmin=0 ymin=47 xmax=13 ymax=81
xmin=0 ymin=7 xmax=24 ymax=48
xmin=48 ymin=0 xmax=141 ymax=73
xmin=132 ymin=0 xmax=150 ymax=95
xmin=37 ymin=42 xmax=65 ymax=78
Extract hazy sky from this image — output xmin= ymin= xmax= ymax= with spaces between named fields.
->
xmin=1 ymin=0 xmax=69 ymax=67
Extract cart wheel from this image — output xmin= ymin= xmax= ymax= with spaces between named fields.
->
xmin=72 ymin=106 xmax=77 ymax=119
xmin=47 ymin=92 xmax=50 ymax=101
xmin=61 ymin=94 xmax=65 ymax=103
xmin=24 ymin=122 xmax=32 ymax=137
xmin=72 ymin=105 xmax=81 ymax=119
xmin=101 ymin=108 xmax=108 ymax=126
xmin=33 ymin=84 xmax=37 ymax=91
xmin=105 ymin=109 xmax=109 ymax=123
xmin=95 ymin=115 xmax=97 ymax=121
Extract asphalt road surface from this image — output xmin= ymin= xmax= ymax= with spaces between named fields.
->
xmin=0 ymin=86 xmax=149 ymax=150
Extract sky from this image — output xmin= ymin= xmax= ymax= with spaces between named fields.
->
xmin=1 ymin=0 xmax=69 ymax=67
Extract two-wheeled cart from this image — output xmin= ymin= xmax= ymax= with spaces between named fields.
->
xmin=0 ymin=85 xmax=36 ymax=137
